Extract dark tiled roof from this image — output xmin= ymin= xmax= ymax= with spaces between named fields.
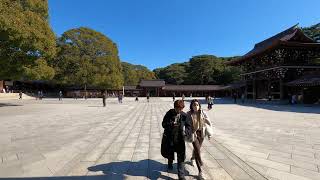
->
xmin=124 ymin=86 xmax=140 ymax=90
xmin=227 ymin=24 xmax=320 ymax=65
xmin=139 ymin=80 xmax=165 ymax=87
xmin=286 ymin=75 xmax=320 ymax=87
xmin=221 ymin=81 xmax=246 ymax=90
xmin=163 ymin=85 xmax=225 ymax=91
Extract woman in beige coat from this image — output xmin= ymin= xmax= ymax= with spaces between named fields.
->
xmin=187 ymin=99 xmax=213 ymax=180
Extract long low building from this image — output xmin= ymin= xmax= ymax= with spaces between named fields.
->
xmin=123 ymin=79 xmax=227 ymax=97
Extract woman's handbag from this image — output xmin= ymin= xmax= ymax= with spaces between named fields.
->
xmin=205 ymin=123 xmax=213 ymax=137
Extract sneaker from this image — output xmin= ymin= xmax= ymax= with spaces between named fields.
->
xmin=198 ymin=172 xmax=205 ymax=180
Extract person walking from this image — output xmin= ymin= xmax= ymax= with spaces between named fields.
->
xmin=187 ymin=99 xmax=213 ymax=180
xmin=37 ymin=90 xmax=41 ymax=100
xmin=38 ymin=90 xmax=43 ymax=100
xmin=182 ymin=94 xmax=185 ymax=101
xmin=146 ymin=93 xmax=150 ymax=102
xmin=207 ymin=96 xmax=213 ymax=110
xmin=19 ymin=91 xmax=22 ymax=99
xmin=59 ymin=91 xmax=63 ymax=101
xmin=102 ymin=91 xmax=106 ymax=107
xmin=161 ymin=100 xmax=192 ymax=180
xmin=233 ymin=92 xmax=237 ymax=103
xmin=119 ymin=93 xmax=123 ymax=104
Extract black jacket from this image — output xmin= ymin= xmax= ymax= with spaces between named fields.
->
xmin=161 ymin=109 xmax=192 ymax=159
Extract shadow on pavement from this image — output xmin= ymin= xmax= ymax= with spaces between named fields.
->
xmin=0 ymin=159 xmax=195 ymax=180
xmin=88 ymin=159 xmax=169 ymax=179
xmin=0 ymin=176 xmax=96 ymax=180
xmin=0 ymin=103 xmax=23 ymax=107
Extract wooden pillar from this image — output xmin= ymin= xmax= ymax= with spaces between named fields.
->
xmin=268 ymin=80 xmax=271 ymax=96
xmin=280 ymin=78 xmax=284 ymax=100
xmin=253 ymin=79 xmax=256 ymax=100
xmin=245 ymin=81 xmax=248 ymax=99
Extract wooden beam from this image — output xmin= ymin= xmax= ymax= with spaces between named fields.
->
xmin=241 ymin=66 xmax=320 ymax=76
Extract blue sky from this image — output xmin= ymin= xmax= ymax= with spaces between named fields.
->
xmin=48 ymin=0 xmax=320 ymax=70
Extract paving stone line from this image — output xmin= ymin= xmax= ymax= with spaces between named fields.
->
xmin=53 ymin=103 xmax=143 ymax=176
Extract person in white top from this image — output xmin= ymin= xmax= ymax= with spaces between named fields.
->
xmin=187 ymin=99 xmax=213 ymax=180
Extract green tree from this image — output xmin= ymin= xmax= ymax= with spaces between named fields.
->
xmin=0 ymin=0 xmax=56 ymax=80
xmin=302 ymin=23 xmax=320 ymax=42
xmin=154 ymin=63 xmax=188 ymax=84
xmin=122 ymin=62 xmax=155 ymax=85
xmin=186 ymin=55 xmax=224 ymax=84
xmin=54 ymin=27 xmax=123 ymax=90
xmin=154 ymin=55 xmax=240 ymax=85
xmin=214 ymin=66 xmax=242 ymax=84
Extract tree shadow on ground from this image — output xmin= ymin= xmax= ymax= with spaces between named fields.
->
xmin=0 ymin=103 xmax=23 ymax=107
xmin=208 ymin=98 xmax=320 ymax=114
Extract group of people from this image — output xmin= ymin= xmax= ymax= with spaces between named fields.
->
xmin=233 ymin=92 xmax=246 ymax=104
xmin=36 ymin=90 xmax=44 ymax=100
xmin=161 ymin=99 xmax=213 ymax=180
xmin=1 ymin=86 xmax=10 ymax=93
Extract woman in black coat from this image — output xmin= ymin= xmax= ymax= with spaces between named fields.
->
xmin=161 ymin=100 xmax=192 ymax=180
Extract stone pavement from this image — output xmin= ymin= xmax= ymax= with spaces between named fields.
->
xmin=0 ymin=97 xmax=319 ymax=179
xmin=209 ymin=98 xmax=320 ymax=180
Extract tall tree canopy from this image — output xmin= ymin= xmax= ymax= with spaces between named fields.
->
xmin=0 ymin=0 xmax=56 ymax=80
xmin=153 ymin=63 xmax=188 ymax=85
xmin=302 ymin=23 xmax=320 ymax=42
xmin=154 ymin=55 xmax=241 ymax=85
xmin=122 ymin=62 xmax=155 ymax=85
xmin=54 ymin=27 xmax=123 ymax=89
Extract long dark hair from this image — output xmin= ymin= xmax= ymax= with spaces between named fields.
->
xmin=190 ymin=99 xmax=201 ymax=113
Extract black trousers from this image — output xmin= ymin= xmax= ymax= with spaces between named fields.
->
xmin=168 ymin=150 xmax=186 ymax=179
xmin=103 ymin=98 xmax=106 ymax=107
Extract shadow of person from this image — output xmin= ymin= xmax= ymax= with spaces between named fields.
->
xmin=88 ymin=159 xmax=196 ymax=180
xmin=0 ymin=103 xmax=23 ymax=107
xmin=88 ymin=159 xmax=174 ymax=180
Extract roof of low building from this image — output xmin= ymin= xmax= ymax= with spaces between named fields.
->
xmin=163 ymin=85 xmax=225 ymax=91
xmin=139 ymin=79 xmax=165 ymax=87
xmin=221 ymin=81 xmax=246 ymax=90
xmin=124 ymin=86 xmax=141 ymax=90
xmin=286 ymin=75 xmax=320 ymax=87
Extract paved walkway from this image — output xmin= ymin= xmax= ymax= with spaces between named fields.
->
xmin=210 ymin=98 xmax=320 ymax=180
xmin=0 ymin=97 xmax=319 ymax=179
